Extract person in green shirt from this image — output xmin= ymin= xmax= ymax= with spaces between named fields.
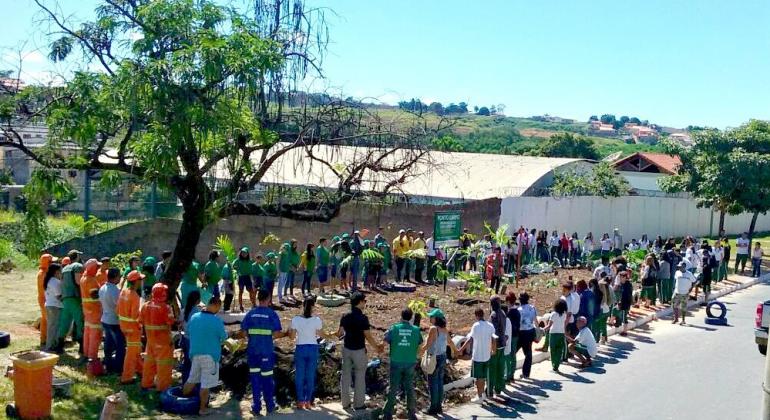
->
xmin=122 ymin=256 xmax=141 ymax=279
xmin=382 ymin=308 xmax=423 ymax=420
xmin=262 ymin=252 xmax=278 ymax=305
xmin=278 ymin=242 xmax=291 ymax=304
xmin=377 ymin=242 xmax=391 ymax=284
xmin=180 ymin=260 xmax=201 ymax=308
xmin=316 ymin=238 xmax=330 ymax=295
xmin=232 ymin=246 xmax=254 ymax=312
xmin=58 ymin=250 xmax=85 ymax=357
xmin=329 ymin=236 xmax=341 ymax=292
xmin=287 ymin=239 xmax=300 ymax=300
xmin=251 ymin=254 xmax=265 ymax=295
xmin=203 ymin=251 xmax=222 ymax=304
xmin=141 ymin=257 xmax=158 ymax=299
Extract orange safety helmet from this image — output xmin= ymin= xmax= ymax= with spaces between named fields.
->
xmin=150 ymin=283 xmax=168 ymax=303
xmin=39 ymin=254 xmax=54 ymax=270
xmin=84 ymin=258 xmax=101 ymax=276
xmin=61 ymin=256 xmax=71 ymax=266
xmin=126 ymin=270 xmax=145 ymax=284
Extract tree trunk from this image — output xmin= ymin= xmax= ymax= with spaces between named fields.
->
xmin=164 ymin=181 xmax=208 ymax=309
xmin=749 ymin=211 xmax=760 ymax=249
xmin=718 ymin=210 xmax=726 ymax=236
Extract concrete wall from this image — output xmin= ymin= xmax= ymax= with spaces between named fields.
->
xmin=48 ymin=198 xmax=502 ymax=260
xmin=500 ymin=196 xmax=770 ymax=241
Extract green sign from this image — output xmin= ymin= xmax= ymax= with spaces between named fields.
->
xmin=433 ymin=210 xmax=462 ymax=248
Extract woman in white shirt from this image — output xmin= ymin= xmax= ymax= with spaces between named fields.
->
xmin=583 ymin=232 xmax=595 ymax=261
xmin=752 ymin=242 xmax=764 ymax=278
xmin=600 ymin=233 xmax=612 ymax=258
xmin=43 ymin=263 xmax=63 ymax=352
xmin=290 ymin=299 xmax=330 ymax=409
xmin=545 ymin=299 xmax=568 ymax=372
xmin=548 ymin=231 xmax=560 ymax=263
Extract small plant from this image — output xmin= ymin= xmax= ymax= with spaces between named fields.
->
xmin=545 ymin=278 xmax=559 ymax=288
xmin=462 ymin=272 xmax=492 ymax=296
xmin=260 ymin=232 xmax=281 ymax=248
xmin=112 ymin=250 xmax=143 ymax=272
xmin=403 ymin=248 xmax=426 ymax=260
xmin=484 ymin=221 xmax=510 ymax=246
xmin=433 ymin=260 xmax=450 ymax=284
xmin=215 ymin=235 xmax=237 ymax=262
xmin=408 ymin=298 xmax=428 ymax=319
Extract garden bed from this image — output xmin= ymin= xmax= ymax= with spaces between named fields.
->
xmin=219 ymin=267 xmax=592 ymax=410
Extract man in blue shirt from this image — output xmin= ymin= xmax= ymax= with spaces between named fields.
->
xmin=239 ymin=289 xmax=290 ymax=415
xmin=183 ymin=296 xmax=227 ymax=416
xmin=98 ymin=268 xmax=124 ymax=374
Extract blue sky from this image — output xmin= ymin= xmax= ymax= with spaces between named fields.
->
xmin=2 ymin=0 xmax=769 ymax=128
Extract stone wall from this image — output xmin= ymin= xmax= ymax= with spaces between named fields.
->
xmin=47 ymin=198 xmax=502 ymax=261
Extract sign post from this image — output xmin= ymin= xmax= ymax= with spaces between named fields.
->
xmin=433 ymin=210 xmax=462 ymax=249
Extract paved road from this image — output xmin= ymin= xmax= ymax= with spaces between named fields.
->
xmin=445 ymin=280 xmax=770 ymax=420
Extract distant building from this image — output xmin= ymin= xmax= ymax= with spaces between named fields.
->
xmin=631 ymin=126 xmax=659 ymax=144
xmin=531 ymin=114 xmax=576 ymax=124
xmin=669 ymin=132 xmax=693 ymax=146
xmin=0 ymin=78 xmax=25 ymax=93
xmin=612 ymin=152 xmax=682 ymax=193
xmin=589 ymin=120 xmax=618 ymax=137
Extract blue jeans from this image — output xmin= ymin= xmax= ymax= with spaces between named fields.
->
xmin=295 ymin=344 xmax=319 ymax=402
xmin=180 ymin=335 xmax=192 ymax=383
xmin=752 ymin=258 xmax=762 ymax=277
xmin=102 ymin=322 xmax=125 ymax=374
xmin=301 ymin=271 xmax=313 ymax=295
xmin=350 ymin=257 xmax=360 ymax=290
xmin=427 ymin=354 xmax=446 ymax=412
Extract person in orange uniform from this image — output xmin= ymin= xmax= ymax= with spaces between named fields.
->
xmin=118 ymin=270 xmax=144 ymax=384
xmin=37 ymin=254 xmax=55 ymax=346
xmin=140 ymin=283 xmax=176 ymax=391
xmin=96 ymin=257 xmax=111 ymax=287
xmin=80 ymin=258 xmax=103 ymax=371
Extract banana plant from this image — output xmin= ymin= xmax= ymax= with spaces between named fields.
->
xmin=484 ymin=221 xmax=510 ymax=246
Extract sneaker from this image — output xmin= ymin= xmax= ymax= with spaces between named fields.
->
xmin=472 ymin=395 xmax=485 ymax=404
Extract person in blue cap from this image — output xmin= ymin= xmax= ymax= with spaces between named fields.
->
xmin=239 ymin=289 xmax=291 ymax=415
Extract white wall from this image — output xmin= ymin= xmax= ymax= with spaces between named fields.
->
xmin=500 ymin=196 xmax=770 ymax=240
xmin=618 ymin=171 xmax=666 ymax=192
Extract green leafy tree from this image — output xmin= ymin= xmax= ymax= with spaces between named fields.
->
xmin=600 ymin=114 xmax=616 ymax=124
xmin=1 ymin=0 xmax=435 ymax=290
xmin=428 ymin=102 xmax=444 ymax=115
xmin=660 ymin=120 xmax=770 ymax=239
xmin=21 ymin=168 xmax=77 ymax=256
xmin=588 ymin=115 xmax=598 ymax=122
xmin=551 ymin=162 xmax=629 ymax=197
xmin=477 ymin=106 xmax=490 ymax=116
xmin=537 ymin=132 xmax=599 ymax=160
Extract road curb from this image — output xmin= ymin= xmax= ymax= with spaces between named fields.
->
xmin=443 ymin=273 xmax=767 ymax=392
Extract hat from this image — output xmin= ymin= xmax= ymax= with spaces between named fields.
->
xmin=265 ymin=252 xmax=277 ymax=260
xmin=427 ymin=308 xmax=445 ymax=319
xmin=354 ymin=230 xmax=360 ymax=235
xmin=84 ymin=258 xmax=101 ymax=270
xmin=332 ymin=236 xmax=340 ymax=242
xmin=240 ymin=246 xmax=250 ymax=253
xmin=399 ymin=229 xmax=406 ymax=234
xmin=39 ymin=254 xmax=55 ymax=269
xmin=68 ymin=249 xmax=82 ymax=255
xmin=100 ymin=257 xmax=111 ymax=263
xmin=143 ymin=256 xmax=157 ymax=267
xmin=126 ymin=270 xmax=145 ymax=283
xmin=61 ymin=256 xmax=71 ymax=266
xmin=677 ymin=261 xmax=687 ymax=268
xmin=341 ymin=233 xmax=350 ymax=240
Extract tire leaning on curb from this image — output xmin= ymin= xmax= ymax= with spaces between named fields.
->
xmin=0 ymin=331 xmax=10 ymax=349
xmin=160 ymin=386 xmax=200 ymax=415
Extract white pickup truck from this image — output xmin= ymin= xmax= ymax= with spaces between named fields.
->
xmin=755 ymin=301 xmax=769 ymax=355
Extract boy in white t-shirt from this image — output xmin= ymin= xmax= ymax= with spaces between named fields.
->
xmin=459 ymin=308 xmax=496 ymax=404
xmin=735 ymin=232 xmax=750 ymax=274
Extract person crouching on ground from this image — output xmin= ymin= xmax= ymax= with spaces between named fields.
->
xmin=183 ymin=295 xmax=227 ymax=416
xmin=567 ymin=316 xmax=598 ymax=368
xmin=459 ymin=308 xmax=496 ymax=404
xmin=382 ymin=307 xmax=423 ymax=420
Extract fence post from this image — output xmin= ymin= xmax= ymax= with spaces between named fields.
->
xmin=151 ymin=180 xmax=157 ymax=219
xmin=84 ymin=169 xmax=91 ymax=220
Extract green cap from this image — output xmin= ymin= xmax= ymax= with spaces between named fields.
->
xmin=240 ymin=246 xmax=250 ymax=253
xmin=341 ymin=233 xmax=350 ymax=240
xmin=265 ymin=252 xmax=277 ymax=260
xmin=143 ymin=256 xmax=157 ymax=267
xmin=427 ymin=308 xmax=445 ymax=319
xmin=332 ymin=236 xmax=341 ymax=242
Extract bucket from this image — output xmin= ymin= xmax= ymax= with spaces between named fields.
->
xmin=9 ymin=351 xmax=59 ymax=419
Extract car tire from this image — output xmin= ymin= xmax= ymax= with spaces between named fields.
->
xmin=159 ymin=386 xmax=200 ymax=415
xmin=705 ymin=301 xmax=727 ymax=319
xmin=759 ymin=344 xmax=767 ymax=356
xmin=704 ymin=317 xmax=728 ymax=326
xmin=389 ymin=283 xmax=417 ymax=293
xmin=0 ymin=331 xmax=10 ymax=349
